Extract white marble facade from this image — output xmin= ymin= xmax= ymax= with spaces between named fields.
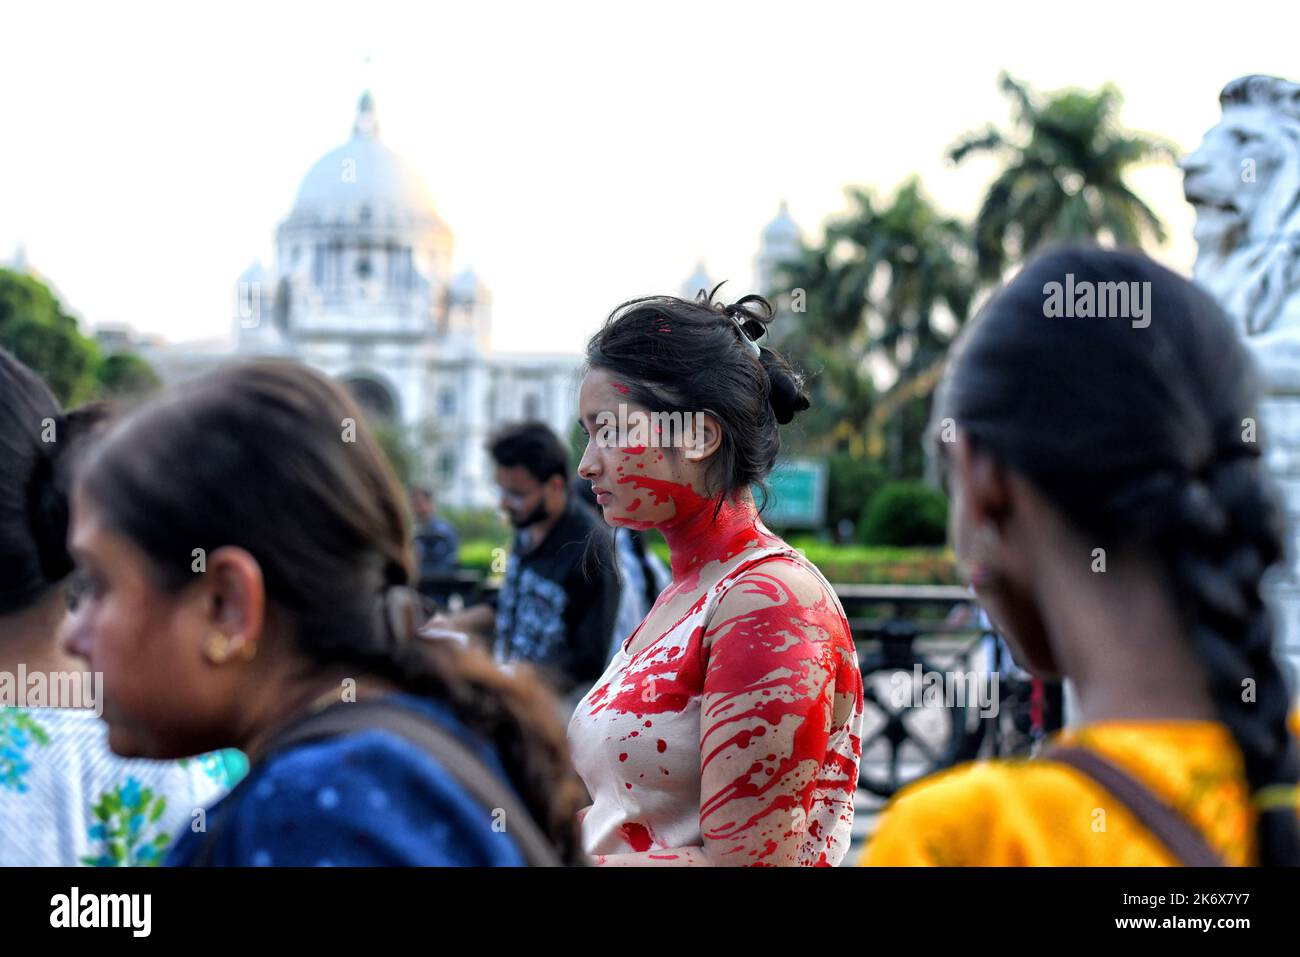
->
xmin=116 ymin=92 xmax=799 ymax=510
xmin=226 ymin=91 xmax=580 ymax=509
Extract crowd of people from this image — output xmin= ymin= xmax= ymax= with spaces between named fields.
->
xmin=1 ymin=246 xmax=1298 ymax=866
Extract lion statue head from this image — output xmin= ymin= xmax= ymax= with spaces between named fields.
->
xmin=1182 ymin=75 xmax=1300 ymax=338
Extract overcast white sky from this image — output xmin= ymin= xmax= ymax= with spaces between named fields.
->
xmin=2 ymin=0 xmax=1297 ymax=355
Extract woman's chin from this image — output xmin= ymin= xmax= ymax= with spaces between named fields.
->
xmin=602 ymin=508 xmax=655 ymax=531
xmin=104 ymin=724 xmax=152 ymax=760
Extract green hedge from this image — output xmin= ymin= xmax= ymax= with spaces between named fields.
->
xmin=457 ymin=537 xmax=958 ymax=586
xmin=858 ymin=481 xmax=948 ymax=547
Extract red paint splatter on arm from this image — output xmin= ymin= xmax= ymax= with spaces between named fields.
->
xmin=695 ymin=567 xmax=861 ymax=866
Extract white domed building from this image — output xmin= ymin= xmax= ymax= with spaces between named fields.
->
xmin=230 ymin=91 xmax=580 ymax=508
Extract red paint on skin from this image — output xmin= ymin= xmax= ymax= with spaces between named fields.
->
xmin=619 ymin=753 xmax=628 ymax=762
xmin=612 ymin=475 xmax=779 ymax=588
xmin=618 ymin=821 xmax=655 ymax=852
xmin=648 ymin=853 xmax=678 ymax=860
xmin=626 ymin=498 xmax=642 ymax=512
xmin=612 ymin=382 xmax=631 ymax=395
xmin=588 ymin=611 xmax=708 ymax=718
xmin=623 ymin=445 xmax=647 ymax=455
xmin=657 ymin=739 xmax=667 ymax=753
xmin=580 ymin=469 xmax=864 ymax=865
xmin=693 ymin=572 xmax=862 ymax=853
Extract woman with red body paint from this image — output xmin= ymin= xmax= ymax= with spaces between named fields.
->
xmin=567 ymin=290 xmax=865 ymax=866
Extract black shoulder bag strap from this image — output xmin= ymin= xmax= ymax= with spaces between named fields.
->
xmin=1048 ymin=745 xmax=1226 ymax=867
xmin=192 ymin=699 xmax=563 ymax=867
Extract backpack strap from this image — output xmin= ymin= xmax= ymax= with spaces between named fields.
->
xmin=191 ymin=699 xmax=563 ymax=867
xmin=1047 ymin=745 xmax=1227 ymax=867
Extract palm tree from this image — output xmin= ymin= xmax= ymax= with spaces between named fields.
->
xmin=950 ymin=72 xmax=1176 ymax=279
xmin=776 ymin=178 xmax=975 ymax=473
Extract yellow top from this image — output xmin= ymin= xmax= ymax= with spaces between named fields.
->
xmin=860 ymin=720 xmax=1260 ymax=866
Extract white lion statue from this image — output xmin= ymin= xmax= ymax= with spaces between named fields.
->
xmin=1183 ymin=75 xmax=1300 ymax=386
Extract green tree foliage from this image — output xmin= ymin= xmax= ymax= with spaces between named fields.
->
xmin=859 ymin=481 xmax=949 ymax=547
xmin=0 ymin=268 xmax=99 ymax=404
xmin=825 ymin=452 xmax=885 ymax=533
xmin=95 ymin=351 xmax=162 ymax=398
xmin=949 ymin=72 xmax=1176 ymax=279
xmin=776 ymin=178 xmax=975 ymax=474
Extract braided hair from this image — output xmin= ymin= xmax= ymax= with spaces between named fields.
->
xmin=936 ymin=245 xmax=1300 ymax=866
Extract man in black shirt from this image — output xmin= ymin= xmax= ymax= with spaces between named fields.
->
xmin=432 ymin=422 xmax=619 ymax=696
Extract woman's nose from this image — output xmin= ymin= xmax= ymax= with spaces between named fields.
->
xmin=59 ymin=606 xmax=92 ymax=664
xmin=577 ymin=443 xmax=600 ymax=479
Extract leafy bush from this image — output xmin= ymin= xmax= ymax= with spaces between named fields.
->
xmin=826 ymin=453 xmax=886 ymax=531
xmin=442 ymin=507 xmax=510 ymax=546
xmin=646 ymin=536 xmax=956 ymax=585
xmin=858 ymin=481 xmax=949 ymax=547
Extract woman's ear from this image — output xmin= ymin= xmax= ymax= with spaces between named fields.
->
xmin=196 ymin=546 xmax=266 ymax=665
xmin=951 ymin=430 xmax=1011 ymax=533
xmin=682 ymin=412 xmax=723 ymax=463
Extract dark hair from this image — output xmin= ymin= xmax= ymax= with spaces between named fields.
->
xmin=78 ymin=360 xmax=586 ymax=864
xmin=488 ymin=421 xmax=569 ymax=485
xmin=585 ymin=284 xmax=810 ymax=511
xmin=935 ymin=245 xmax=1300 ymax=866
xmin=0 ymin=348 xmax=109 ymax=616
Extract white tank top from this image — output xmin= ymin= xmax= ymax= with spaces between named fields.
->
xmin=567 ymin=544 xmax=864 ymax=866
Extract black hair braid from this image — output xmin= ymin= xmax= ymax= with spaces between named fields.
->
xmin=1113 ymin=456 xmax=1300 ymax=866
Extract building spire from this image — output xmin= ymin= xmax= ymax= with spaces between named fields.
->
xmin=353 ymin=90 xmax=380 ymax=140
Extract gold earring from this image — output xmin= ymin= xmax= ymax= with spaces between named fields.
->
xmin=202 ymin=631 xmax=256 ymax=664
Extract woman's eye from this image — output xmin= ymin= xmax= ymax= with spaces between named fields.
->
xmin=65 ymin=570 xmax=91 ymax=610
xmin=65 ymin=569 xmax=102 ymax=611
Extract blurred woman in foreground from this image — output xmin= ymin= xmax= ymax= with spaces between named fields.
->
xmin=61 ymin=360 xmax=585 ymax=865
xmin=863 ymin=247 xmax=1300 ymax=866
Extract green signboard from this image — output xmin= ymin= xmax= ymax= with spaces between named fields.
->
xmin=760 ymin=458 xmax=827 ymax=528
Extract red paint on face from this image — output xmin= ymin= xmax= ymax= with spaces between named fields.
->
xmin=626 ymin=498 xmax=642 ymax=512
xmin=612 ymin=382 xmax=631 ymax=395
xmin=623 ymin=445 xmax=647 ymax=455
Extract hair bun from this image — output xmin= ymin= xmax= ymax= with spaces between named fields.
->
xmin=759 ymin=348 xmax=811 ymax=425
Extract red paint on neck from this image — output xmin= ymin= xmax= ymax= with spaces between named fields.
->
xmin=613 ymin=475 xmax=777 ymax=583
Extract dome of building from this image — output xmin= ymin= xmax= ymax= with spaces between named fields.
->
xmin=761 ymin=200 xmax=801 ymax=245
xmin=286 ymin=91 xmax=441 ymax=227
